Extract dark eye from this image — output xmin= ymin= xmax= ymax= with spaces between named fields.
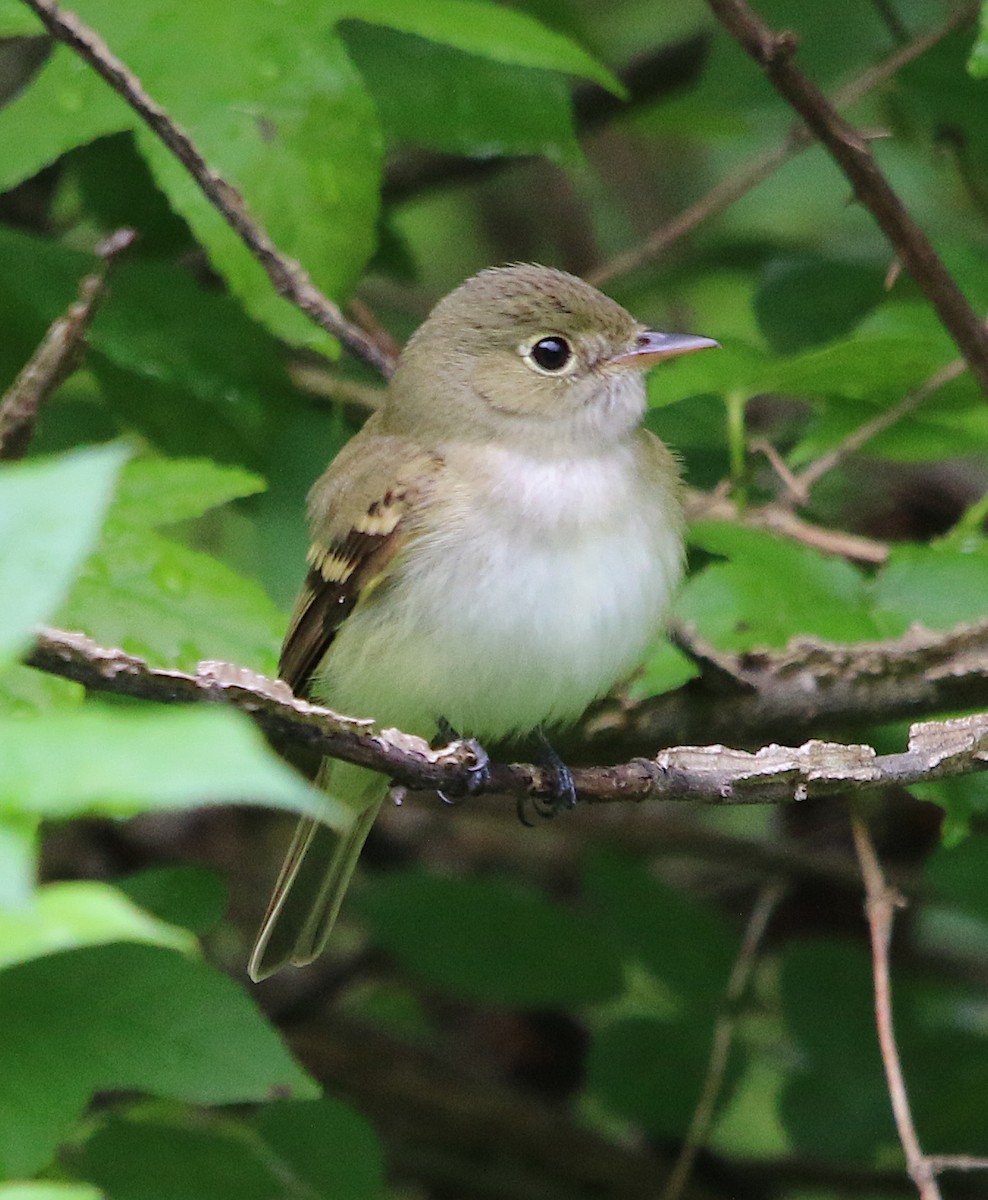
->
xmin=530 ymin=336 xmax=572 ymax=372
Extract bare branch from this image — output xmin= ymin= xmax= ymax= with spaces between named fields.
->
xmin=0 ymin=228 xmax=133 ymax=461
xmin=24 ymin=627 xmax=988 ymax=806
xmin=706 ymin=0 xmax=988 ymax=399
xmin=589 ymin=3 xmax=977 ymax=286
xmin=795 ymin=356 xmax=971 ymax=497
xmin=683 ymin=488 xmax=890 ymax=565
xmin=850 ymin=806 xmax=942 ymax=1200
xmin=591 ymin=619 xmax=988 ymax=753
xmin=20 ymin=0 xmax=398 ymax=379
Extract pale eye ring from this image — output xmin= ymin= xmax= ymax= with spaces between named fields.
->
xmin=527 ymin=335 xmax=572 ymax=373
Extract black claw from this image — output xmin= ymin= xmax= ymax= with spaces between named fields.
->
xmin=519 ymin=729 xmax=578 ymax=823
xmin=435 ymin=718 xmax=490 ymax=806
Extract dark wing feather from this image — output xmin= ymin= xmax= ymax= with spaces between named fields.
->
xmin=278 ymin=523 xmax=405 ymax=695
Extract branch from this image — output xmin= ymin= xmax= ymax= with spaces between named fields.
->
xmin=589 ymin=3 xmax=977 ymax=285
xmin=20 ymin=0 xmax=398 ymax=379
xmin=794 ymin=356 xmax=970 ymax=498
xmin=850 ymin=806 xmax=942 ymax=1200
xmin=706 ymin=0 xmax=988 ymax=399
xmin=591 ymin=619 xmax=988 ymax=753
xmin=0 ymin=228 xmax=133 ymax=460
xmin=25 ymin=627 xmax=988 ymax=805
xmin=683 ymin=488 xmax=890 ymax=565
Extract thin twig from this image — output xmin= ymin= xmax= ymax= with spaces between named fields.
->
xmin=706 ymin=0 xmax=988 ymax=399
xmin=0 ymin=228 xmax=133 ymax=460
xmin=926 ymin=1156 xmax=988 ymax=1174
xmin=850 ymin=804 xmax=942 ymax=1200
xmin=21 ymin=0 xmax=398 ymax=379
xmin=23 ymin=628 xmax=988 ymax=805
xmin=660 ymin=880 xmax=786 ymax=1200
xmin=588 ymin=3 xmax=977 ymax=285
xmin=683 ymin=487 xmax=889 ymax=563
xmin=795 ymin=356 xmax=970 ymax=496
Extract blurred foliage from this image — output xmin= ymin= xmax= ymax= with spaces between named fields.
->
xmin=3 ymin=0 xmax=988 ymax=1198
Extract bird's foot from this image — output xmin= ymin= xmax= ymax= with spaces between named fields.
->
xmin=435 ymin=717 xmax=491 ymax=806
xmin=518 ymin=729 xmax=577 ymax=826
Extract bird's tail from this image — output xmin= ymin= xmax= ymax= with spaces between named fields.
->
xmin=248 ymin=761 xmax=385 ymax=982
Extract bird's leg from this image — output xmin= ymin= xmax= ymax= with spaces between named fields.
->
xmin=434 ymin=716 xmax=491 ymax=805
xmin=518 ymin=727 xmax=578 ymax=825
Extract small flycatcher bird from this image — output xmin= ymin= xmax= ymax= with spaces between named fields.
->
xmin=248 ymin=264 xmax=716 ymax=981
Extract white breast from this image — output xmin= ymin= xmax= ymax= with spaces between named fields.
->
xmin=320 ymin=442 xmax=683 ymax=740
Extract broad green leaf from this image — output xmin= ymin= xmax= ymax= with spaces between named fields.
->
xmin=970 ymin=3 xmax=988 ymax=77
xmin=0 ymin=705 xmax=344 ymax=828
xmin=330 ymin=0 xmax=622 ymax=92
xmin=0 ymin=943 xmax=318 ymax=1176
xmin=356 ymin=870 xmax=625 ymax=1005
xmin=759 ymin=335 xmax=954 ymax=403
xmin=0 ymin=1186 xmax=102 ymax=1200
xmin=870 ymin=539 xmax=988 ymax=634
xmin=779 ymin=940 xmax=895 ymax=1161
xmin=0 ymin=1 xmax=383 ymax=347
xmin=74 ymin=1119 xmax=280 ymax=1200
xmin=117 ymin=865 xmax=229 ymax=936
xmin=587 ymin=1012 xmax=741 ymax=1138
xmin=74 ymin=1099 xmax=384 ymax=1200
xmin=109 ymin=458 xmax=266 ymax=531
xmin=583 ymin=850 xmax=735 ymax=1011
xmin=0 ymin=881 xmax=194 ymax=970
xmin=341 ymin=22 xmax=580 ymax=163
xmin=0 ymin=666 xmax=82 ymax=718
xmin=256 ymin=1098 xmax=385 ymax=1200
xmin=59 ymin=526 xmax=284 ymax=674
xmin=0 ymin=0 xmax=43 ymax=35
xmin=0 ymin=817 xmax=36 ymax=911
xmin=926 ymin=834 xmax=988 ymax=925
xmin=0 ymin=445 xmax=127 ymax=666
xmin=678 ymin=522 xmax=881 ymax=650
xmin=627 ymin=637 xmax=700 ymax=701
xmin=910 ymin=774 xmax=988 ymax=844
xmin=647 ymin=338 xmax=768 ymax=409
xmin=754 ymin=255 xmax=886 ymax=354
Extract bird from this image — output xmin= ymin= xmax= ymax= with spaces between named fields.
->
xmin=248 ymin=263 xmax=717 ymax=981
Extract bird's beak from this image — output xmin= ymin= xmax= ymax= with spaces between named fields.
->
xmin=609 ymin=330 xmax=720 ymax=369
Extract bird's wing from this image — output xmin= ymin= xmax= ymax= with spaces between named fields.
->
xmin=279 ymin=421 xmax=445 ymax=695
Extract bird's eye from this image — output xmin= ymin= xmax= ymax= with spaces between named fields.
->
xmin=529 ymin=336 xmax=572 ymax=372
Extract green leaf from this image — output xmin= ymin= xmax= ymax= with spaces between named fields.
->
xmin=760 ymin=335 xmax=954 ymax=403
xmin=0 ymin=445 xmax=128 ymax=667
xmin=678 ymin=522 xmax=881 ymax=650
xmin=754 ymin=255 xmax=886 ymax=354
xmin=0 ymin=1186 xmax=102 ymax=1200
xmin=0 ymin=1 xmax=384 ymax=347
xmin=117 ymin=866 xmax=229 ymax=937
xmin=583 ymin=850 xmax=735 ymax=1011
xmin=356 ymin=870 xmax=625 ymax=1005
xmin=0 ymin=881 xmax=195 ymax=970
xmin=779 ymin=940 xmax=895 ymax=1161
xmin=256 ymin=1098 xmax=385 ymax=1200
xmin=59 ymin=526 xmax=284 ymax=675
xmin=0 ymin=665 xmax=82 ymax=718
xmin=587 ymin=1013 xmax=741 ymax=1138
xmin=331 ymin=0 xmax=622 ymax=93
xmin=0 ymin=0 xmax=43 ymax=35
xmin=0 ymin=817 xmax=37 ymax=911
xmin=74 ymin=1118 xmax=280 ymax=1200
xmin=0 ymin=705 xmax=344 ymax=828
xmin=970 ymin=3 xmax=988 ymax=78
xmin=109 ymin=458 xmax=266 ymax=530
xmin=870 ymin=539 xmax=988 ymax=634
xmin=0 ymin=943 xmax=317 ymax=1176
xmin=341 ymin=22 xmax=580 ymax=163
xmin=626 ymin=637 xmax=700 ymax=701
xmin=647 ymin=338 xmax=768 ymax=409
